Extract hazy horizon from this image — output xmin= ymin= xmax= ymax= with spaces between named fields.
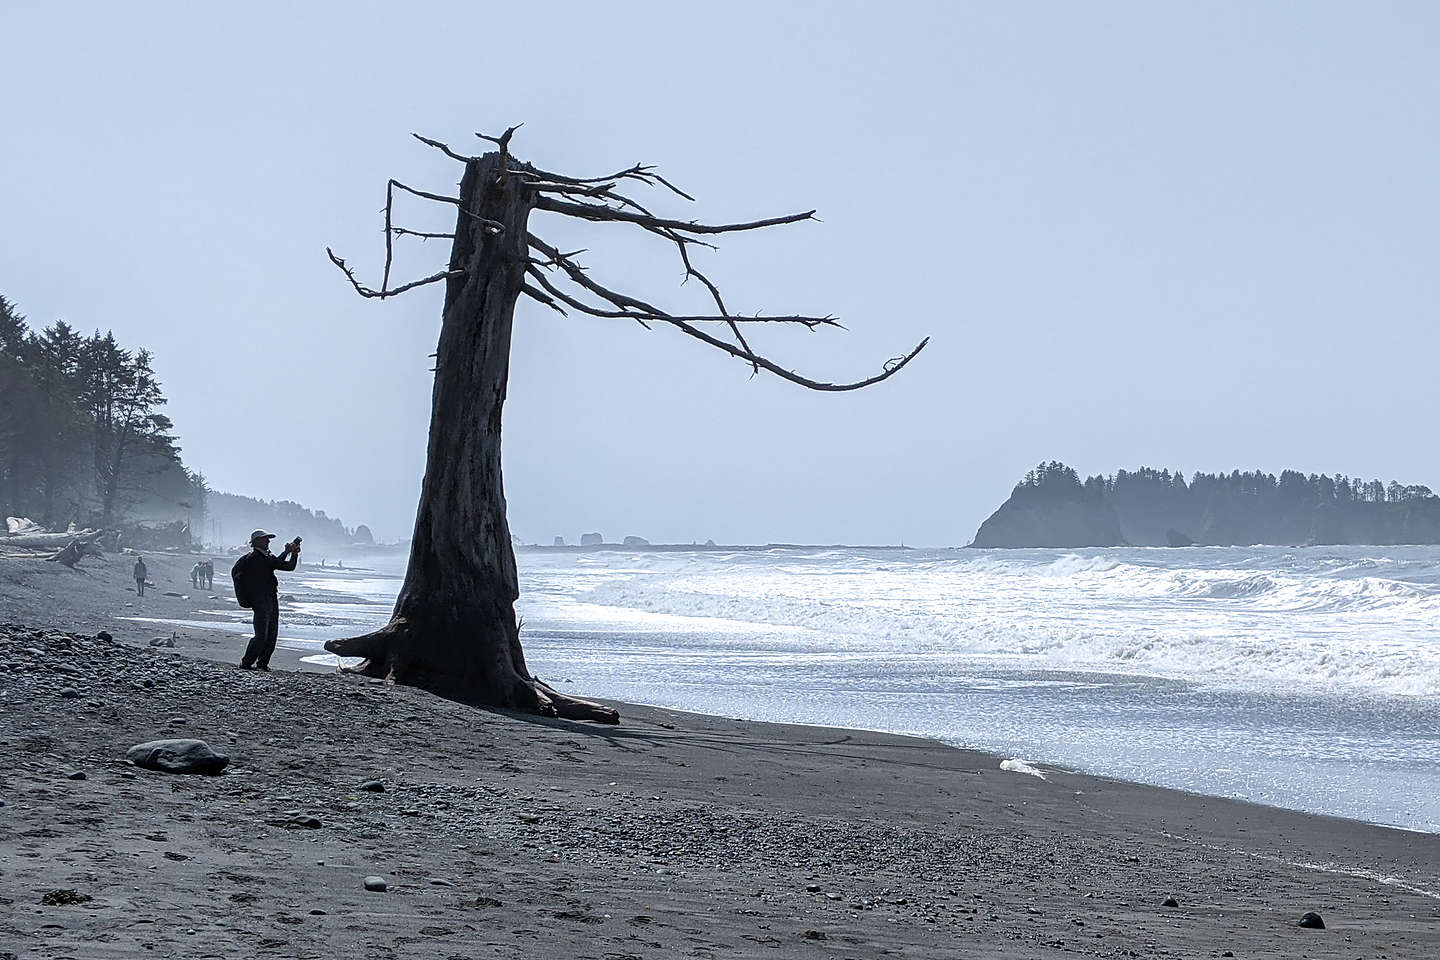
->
xmin=5 ymin=1 xmax=1438 ymax=545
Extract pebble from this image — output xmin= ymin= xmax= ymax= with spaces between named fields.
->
xmin=1298 ymin=910 xmax=1325 ymax=929
xmin=364 ymin=876 xmax=388 ymax=892
xmin=59 ymin=687 xmax=81 ymax=698
xmin=358 ymin=779 xmax=386 ymax=792
xmin=1161 ymin=897 xmax=1179 ymax=908
xmin=66 ymin=771 xmax=87 ymax=781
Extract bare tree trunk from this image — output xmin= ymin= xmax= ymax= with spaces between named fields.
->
xmin=325 ymin=154 xmax=617 ymax=723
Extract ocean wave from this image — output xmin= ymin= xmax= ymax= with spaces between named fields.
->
xmin=555 ymin=547 xmax=1440 ymax=699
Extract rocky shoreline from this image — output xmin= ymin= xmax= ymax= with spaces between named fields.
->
xmin=2 ymin=552 xmax=1439 ymax=958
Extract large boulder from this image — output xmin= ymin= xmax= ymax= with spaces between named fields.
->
xmin=579 ymin=532 xmax=603 ymax=546
xmin=126 ymin=739 xmax=229 ymax=775
xmin=1165 ymin=528 xmax=1195 ymax=547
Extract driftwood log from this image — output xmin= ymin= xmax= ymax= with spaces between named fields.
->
xmin=322 ymin=127 xmax=928 ymax=723
xmin=47 ymin=539 xmax=104 ymax=568
xmin=6 ymin=529 xmax=104 ymax=551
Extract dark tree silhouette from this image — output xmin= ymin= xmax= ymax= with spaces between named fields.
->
xmin=322 ymin=128 xmax=929 ymax=723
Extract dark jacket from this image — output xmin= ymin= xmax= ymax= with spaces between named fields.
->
xmin=238 ymin=546 xmax=297 ymax=597
xmin=133 ymin=560 xmax=147 ymax=580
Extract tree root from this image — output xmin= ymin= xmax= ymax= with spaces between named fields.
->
xmin=323 ymin=623 xmax=620 ymax=724
xmin=531 ymin=679 xmax=620 ymax=724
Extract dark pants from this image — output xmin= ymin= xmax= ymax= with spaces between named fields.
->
xmin=241 ymin=594 xmax=280 ymax=668
xmin=135 ymin=577 xmax=145 ymax=597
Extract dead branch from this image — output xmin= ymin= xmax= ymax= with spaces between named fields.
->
xmin=475 ymin=124 xmax=523 ymax=151
xmin=327 ymin=247 xmax=461 ymax=299
xmin=535 ymin=194 xmax=816 ymax=235
xmin=522 ymin=282 xmax=567 ymax=315
xmin=669 ymin=321 xmax=930 ymax=392
xmin=525 ymin=262 xmax=839 ymax=329
xmin=411 ymin=132 xmax=474 ymax=163
xmin=389 ymin=227 xmax=457 ymax=240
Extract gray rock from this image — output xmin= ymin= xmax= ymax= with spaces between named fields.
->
xmin=126 ymin=739 xmax=229 ymax=775
xmin=66 ymin=771 xmax=87 ymax=781
xmin=59 ymin=687 xmax=81 ymax=698
xmin=1298 ymin=911 xmax=1325 ymax=929
xmin=1161 ymin=897 xmax=1179 ymax=908
xmin=358 ymin=779 xmax=386 ymax=792
xmin=363 ymin=876 xmax=388 ymax=892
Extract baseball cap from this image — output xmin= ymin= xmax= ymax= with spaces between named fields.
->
xmin=249 ymin=529 xmax=276 ymax=545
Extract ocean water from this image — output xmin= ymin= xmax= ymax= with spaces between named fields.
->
xmin=179 ymin=545 xmax=1440 ymax=832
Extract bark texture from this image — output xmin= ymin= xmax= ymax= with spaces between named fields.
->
xmin=324 ymin=154 xmax=617 ymax=723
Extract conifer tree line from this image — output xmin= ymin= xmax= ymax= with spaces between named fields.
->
xmin=0 ymin=293 xmax=204 ymax=530
xmin=983 ymin=460 xmax=1440 ymax=548
xmin=1017 ymin=460 xmax=1435 ymax=506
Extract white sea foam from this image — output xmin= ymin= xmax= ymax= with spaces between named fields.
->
xmin=548 ymin=546 xmax=1440 ymax=698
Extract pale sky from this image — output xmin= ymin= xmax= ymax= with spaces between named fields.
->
xmin=4 ymin=1 xmax=1437 ymax=544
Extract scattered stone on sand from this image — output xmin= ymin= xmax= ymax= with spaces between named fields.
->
xmin=1299 ymin=910 xmax=1326 ymax=929
xmin=363 ymin=876 xmax=388 ymax=892
xmin=95 ymin=630 xmax=112 ymax=642
xmin=59 ymin=687 xmax=81 ymax=698
xmin=41 ymin=889 xmax=92 ymax=906
xmin=161 ymin=592 xmax=187 ymax=598
xmin=1161 ymin=897 xmax=1179 ymax=908
xmin=273 ymin=814 xmax=322 ymax=830
xmin=802 ymin=930 xmax=828 ymax=940
xmin=358 ymin=779 xmax=386 ymax=792
xmin=126 ymin=739 xmax=230 ymax=775
xmin=149 ymin=636 xmax=175 ymax=648
xmin=806 ymin=883 xmax=822 ymax=892
xmin=65 ymin=771 xmax=86 ymax=780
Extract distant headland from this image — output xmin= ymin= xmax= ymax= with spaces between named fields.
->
xmin=970 ymin=461 xmax=1440 ymax=548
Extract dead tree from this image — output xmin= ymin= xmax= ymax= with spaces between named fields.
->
xmin=323 ymin=128 xmax=928 ymax=723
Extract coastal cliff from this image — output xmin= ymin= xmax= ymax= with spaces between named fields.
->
xmin=972 ymin=461 xmax=1440 ymax=547
xmin=970 ymin=463 xmax=1124 ymax=548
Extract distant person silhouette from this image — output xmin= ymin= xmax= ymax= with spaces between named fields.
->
xmin=203 ymin=559 xmax=214 ymax=590
xmin=189 ymin=562 xmax=202 ymax=588
xmin=236 ymin=530 xmax=301 ymax=672
xmin=133 ymin=557 xmax=148 ymax=597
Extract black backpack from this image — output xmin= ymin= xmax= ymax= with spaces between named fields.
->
xmin=231 ymin=554 xmax=254 ymax=609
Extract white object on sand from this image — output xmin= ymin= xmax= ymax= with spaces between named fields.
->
xmin=6 ymin=517 xmax=44 ymax=535
xmin=999 ymin=758 xmax=1048 ymax=780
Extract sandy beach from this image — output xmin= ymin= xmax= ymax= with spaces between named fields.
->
xmin=2 ymin=549 xmax=1438 ymax=959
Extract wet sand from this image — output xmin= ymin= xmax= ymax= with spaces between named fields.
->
xmin=2 ymin=549 xmax=1438 ymax=958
